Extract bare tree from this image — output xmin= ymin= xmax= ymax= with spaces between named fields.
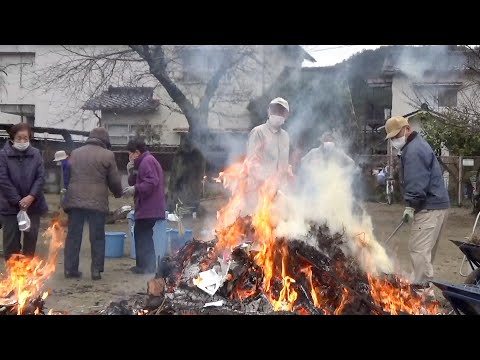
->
xmin=401 ymin=46 xmax=480 ymax=131
xmin=0 ymin=67 xmax=6 ymax=97
xmin=396 ymin=46 xmax=480 ymax=188
xmin=30 ymin=45 xmax=260 ymax=209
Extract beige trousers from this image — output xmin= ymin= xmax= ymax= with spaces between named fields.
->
xmin=408 ymin=208 xmax=449 ymax=285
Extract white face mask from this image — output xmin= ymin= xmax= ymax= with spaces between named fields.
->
xmin=13 ymin=141 xmax=30 ymax=152
xmin=268 ymin=115 xmax=286 ymax=129
xmin=323 ymin=142 xmax=335 ymax=151
xmin=391 ymin=135 xmax=406 ymax=151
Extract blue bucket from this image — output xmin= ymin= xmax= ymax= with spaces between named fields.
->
xmin=167 ymin=228 xmax=193 ymax=253
xmin=105 ymin=232 xmax=126 ymax=258
xmin=128 ymin=212 xmax=168 ymax=260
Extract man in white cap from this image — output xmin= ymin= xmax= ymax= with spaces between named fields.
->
xmin=53 ymin=150 xmax=70 ymax=198
xmin=384 ymin=116 xmax=449 ymax=300
xmin=246 ymin=97 xmax=291 ymax=188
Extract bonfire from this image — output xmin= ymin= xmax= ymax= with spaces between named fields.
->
xmin=0 ymin=215 xmax=67 ymax=315
xmin=136 ymin=156 xmax=442 ymax=316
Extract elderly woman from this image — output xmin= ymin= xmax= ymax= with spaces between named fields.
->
xmin=0 ymin=123 xmax=48 ymax=261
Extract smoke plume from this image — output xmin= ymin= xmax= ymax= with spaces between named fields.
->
xmin=273 ymin=145 xmax=394 ymax=276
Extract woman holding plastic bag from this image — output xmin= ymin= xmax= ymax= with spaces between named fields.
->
xmin=0 ymin=123 xmax=48 ymax=261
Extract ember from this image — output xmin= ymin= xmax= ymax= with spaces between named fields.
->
xmin=0 ymin=215 xmax=67 ymax=315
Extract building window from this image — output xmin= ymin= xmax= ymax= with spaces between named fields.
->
xmin=438 ymin=87 xmax=458 ymax=108
xmin=106 ymin=124 xmax=129 ymax=145
xmin=106 ymin=123 xmax=158 ymax=145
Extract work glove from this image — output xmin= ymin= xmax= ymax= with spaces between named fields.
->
xmin=60 ymin=188 xmax=67 ymax=195
xmin=126 ymin=161 xmax=134 ymax=175
xmin=122 ymin=186 xmax=136 ymax=197
xmin=402 ymin=207 xmax=415 ymax=223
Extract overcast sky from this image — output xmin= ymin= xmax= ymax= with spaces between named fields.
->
xmin=301 ymin=45 xmax=387 ymax=67
xmin=302 ymin=45 xmax=479 ymax=67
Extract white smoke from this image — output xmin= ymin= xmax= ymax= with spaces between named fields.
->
xmin=393 ymin=45 xmax=454 ymax=81
xmin=274 ymin=145 xmax=394 ymax=276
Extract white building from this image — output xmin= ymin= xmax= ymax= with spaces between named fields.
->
xmin=382 ymin=46 xmax=480 ymax=134
xmin=0 ymin=46 xmax=104 ymax=136
xmin=367 ymin=46 xmax=480 ymax=156
xmin=0 ymin=45 xmax=315 ymax=146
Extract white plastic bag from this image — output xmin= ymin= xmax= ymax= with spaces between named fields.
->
xmin=17 ymin=210 xmax=31 ymax=232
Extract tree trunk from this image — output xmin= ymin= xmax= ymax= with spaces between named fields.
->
xmin=166 ymin=134 xmax=206 ymax=211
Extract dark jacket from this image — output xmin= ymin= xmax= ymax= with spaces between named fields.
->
xmin=128 ymin=151 xmax=165 ymax=220
xmin=400 ymin=132 xmax=450 ymax=211
xmin=63 ymin=128 xmax=123 ymax=213
xmin=61 ymin=159 xmax=71 ymax=188
xmin=0 ymin=141 xmax=48 ymax=216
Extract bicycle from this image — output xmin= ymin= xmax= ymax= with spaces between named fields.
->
xmin=373 ymin=167 xmax=395 ymax=205
xmin=385 ymin=176 xmax=394 ymax=205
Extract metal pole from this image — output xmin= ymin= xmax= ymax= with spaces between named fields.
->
xmin=458 ymin=156 xmax=463 ymax=207
xmin=389 ymin=139 xmax=393 ymax=170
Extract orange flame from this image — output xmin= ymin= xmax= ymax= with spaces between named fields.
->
xmin=367 ymin=274 xmax=439 ymax=315
xmin=212 ymin=153 xmax=440 ymax=315
xmin=333 ymin=288 xmax=350 ymax=315
xmin=215 ymin=161 xmax=250 ymax=251
xmin=0 ymin=217 xmax=67 ymax=315
xmin=234 ymin=288 xmax=257 ymax=302
xmin=300 ymin=266 xmax=322 ymax=308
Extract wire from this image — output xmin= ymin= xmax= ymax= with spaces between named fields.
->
xmin=306 ymin=45 xmax=355 ymax=52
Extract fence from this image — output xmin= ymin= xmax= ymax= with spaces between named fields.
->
xmin=357 ymin=155 xmax=480 ymax=207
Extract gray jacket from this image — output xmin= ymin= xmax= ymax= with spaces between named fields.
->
xmin=63 ymin=128 xmax=123 ymax=213
xmin=400 ymin=132 xmax=450 ymax=211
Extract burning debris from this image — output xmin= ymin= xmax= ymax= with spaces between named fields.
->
xmin=143 ymin=217 xmax=440 ymax=315
xmin=0 ymin=216 xmax=67 ymax=315
xmin=131 ymin=154 xmax=445 ymax=316
xmin=99 ymin=300 xmax=148 ymax=315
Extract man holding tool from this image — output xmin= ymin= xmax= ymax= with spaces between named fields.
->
xmin=384 ymin=116 xmax=450 ymax=299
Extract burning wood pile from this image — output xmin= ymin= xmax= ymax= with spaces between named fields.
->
xmin=138 ymin=156 xmax=443 ymax=315
xmin=143 ymin=216 xmax=440 ymax=315
xmin=0 ymin=215 xmax=67 ymax=315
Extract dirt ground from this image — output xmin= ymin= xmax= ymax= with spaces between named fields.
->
xmin=0 ymin=194 xmax=475 ymax=314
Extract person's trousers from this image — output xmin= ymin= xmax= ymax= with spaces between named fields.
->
xmin=1 ymin=213 xmax=41 ymax=261
xmin=134 ymin=218 xmax=157 ymax=272
xmin=64 ymin=208 xmax=106 ymax=274
xmin=408 ymin=208 xmax=449 ymax=285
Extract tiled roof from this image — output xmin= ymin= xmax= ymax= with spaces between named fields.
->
xmin=82 ymin=86 xmax=160 ymax=112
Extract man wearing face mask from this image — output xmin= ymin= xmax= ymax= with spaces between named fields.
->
xmin=0 ymin=123 xmax=48 ymax=261
xmin=384 ymin=116 xmax=449 ymax=299
xmin=299 ymin=132 xmax=361 ymax=214
xmin=246 ymin=97 xmax=291 ymax=188
xmin=300 ymin=132 xmax=355 ymax=170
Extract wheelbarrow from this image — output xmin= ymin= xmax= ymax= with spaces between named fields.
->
xmin=451 ymin=240 xmax=480 ymax=284
xmin=454 ymin=209 xmax=480 ymax=282
xmin=431 ymin=280 xmax=480 ymax=315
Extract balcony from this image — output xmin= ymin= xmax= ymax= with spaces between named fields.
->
xmin=365 ymin=107 xmax=391 ymax=129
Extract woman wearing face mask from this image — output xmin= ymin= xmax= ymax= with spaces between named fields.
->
xmin=0 ymin=123 xmax=48 ymax=262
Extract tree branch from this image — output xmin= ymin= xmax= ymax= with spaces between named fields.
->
xmin=130 ymin=45 xmax=198 ymax=129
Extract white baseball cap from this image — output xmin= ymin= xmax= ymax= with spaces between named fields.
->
xmin=270 ymin=97 xmax=289 ymax=112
